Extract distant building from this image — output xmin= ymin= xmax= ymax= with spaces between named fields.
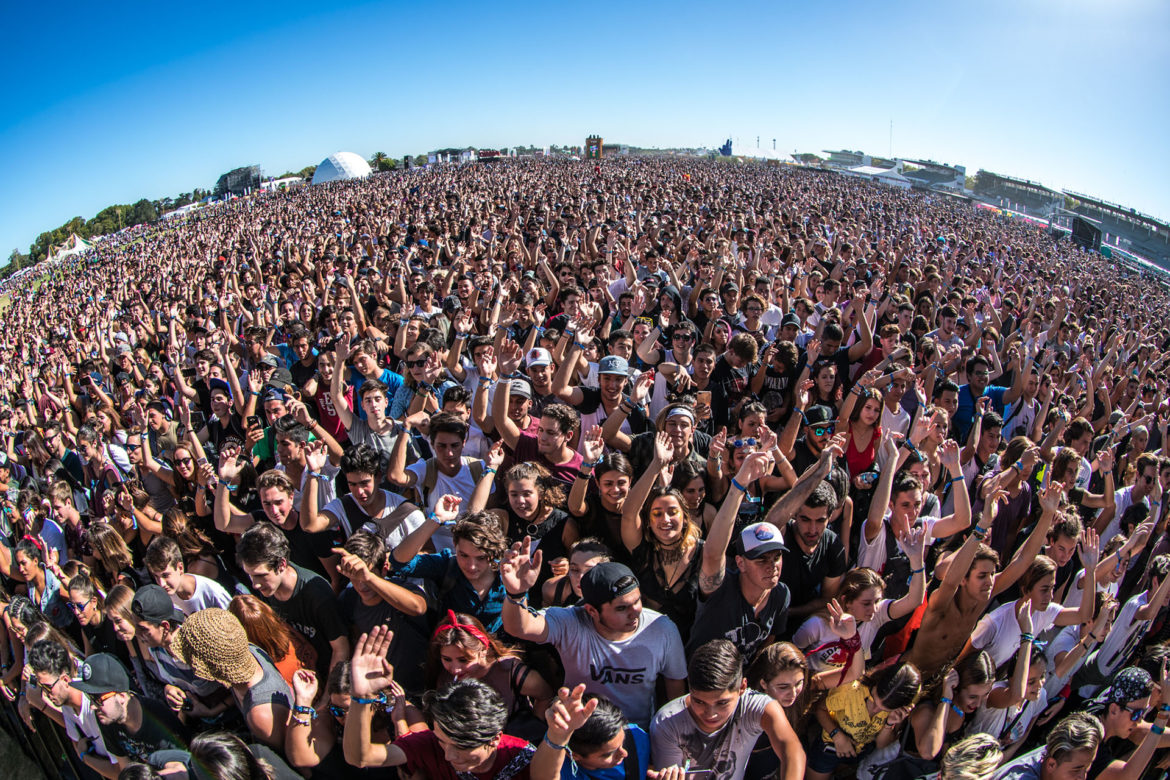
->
xmin=972 ymin=171 xmax=1062 ymax=217
xmin=901 ymin=160 xmax=967 ymax=192
xmin=1060 ymin=191 xmax=1170 ymax=268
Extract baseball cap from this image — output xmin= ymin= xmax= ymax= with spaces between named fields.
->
xmin=780 ymin=313 xmax=801 ymax=329
xmin=580 ymin=562 xmax=639 ymax=608
xmin=508 ymin=379 xmax=534 ymax=400
xmin=720 ymin=281 xmax=740 ymax=294
xmin=132 ymin=584 xmax=186 ymax=625
xmin=71 ymin=653 xmax=132 ymax=696
xmin=112 ymin=343 xmax=133 ymax=356
xmin=258 ymin=354 xmax=280 ymax=368
xmin=738 ymin=522 xmax=788 ymax=559
xmin=266 ymin=367 xmax=295 ymax=392
xmin=526 ymin=348 xmax=553 ymax=368
xmin=442 ymin=295 xmax=462 ymax=315
xmin=598 ymin=356 xmax=629 ymax=376
xmin=804 ymin=405 xmax=834 ymax=426
xmin=208 ymin=378 xmax=232 ymax=398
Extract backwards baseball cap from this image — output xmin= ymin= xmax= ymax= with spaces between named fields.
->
xmin=580 ymin=562 xmax=639 ymax=608
xmin=526 ymin=347 xmax=553 ymax=368
xmin=257 ymin=354 xmax=280 ymax=368
xmin=71 ymin=653 xmax=131 ymax=696
xmin=598 ymin=355 xmax=629 ymax=376
xmin=738 ymin=522 xmax=788 ymax=559
xmin=266 ymin=367 xmax=295 ymax=392
xmin=780 ymin=313 xmax=801 ymax=329
xmin=132 ymin=584 xmax=186 ymax=626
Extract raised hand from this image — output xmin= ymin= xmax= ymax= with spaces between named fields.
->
xmin=898 ymin=525 xmax=928 ymax=564
xmin=433 ymin=494 xmax=463 ymax=525
xmin=292 ymin=669 xmax=319 ymax=706
xmin=499 ymin=536 xmax=543 ymax=594
xmin=652 ymin=431 xmax=675 ymax=465
xmin=942 ymin=668 xmax=959 ymax=700
xmin=1016 ymin=596 xmax=1034 ymax=635
xmin=350 ymin=625 xmax=395 ymax=698
xmin=1037 ymin=482 xmax=1065 ymax=514
xmin=826 ymin=598 xmax=858 ymax=639
xmin=1077 ymin=528 xmax=1100 ymax=569
xmin=306 ymin=440 xmax=329 ymax=473
xmin=735 ymin=450 xmax=774 ymax=487
xmin=484 ymin=439 xmax=506 ymax=472
xmin=708 ymin=426 xmax=728 ymax=463
xmin=939 ymin=439 xmax=961 ymax=472
xmin=580 ymin=425 xmax=605 ymax=464
xmin=544 ymin=684 xmax=599 ymax=743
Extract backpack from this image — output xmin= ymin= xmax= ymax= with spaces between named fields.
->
xmin=414 ymin=457 xmax=484 ymax=509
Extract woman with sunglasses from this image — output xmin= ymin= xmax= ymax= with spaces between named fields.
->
xmin=285 ymin=660 xmax=422 ymax=775
xmin=390 ymin=342 xmax=455 ymax=420
xmin=13 ymin=536 xmax=72 ymax=631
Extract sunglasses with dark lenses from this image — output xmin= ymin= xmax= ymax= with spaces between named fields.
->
xmin=89 ymin=691 xmax=118 ymax=706
xmin=730 ymin=438 xmax=758 ymax=449
xmin=125 ymin=443 xmax=142 ymax=451
xmin=404 ymin=358 xmax=428 ymax=368
xmin=329 ymin=704 xmax=347 ymax=719
xmin=672 ymin=333 xmax=695 ymax=342
xmin=67 ymin=599 xmax=92 ymax=613
xmin=1124 ymin=704 xmax=1149 ymax=722
xmin=812 ymin=425 xmax=835 ymax=437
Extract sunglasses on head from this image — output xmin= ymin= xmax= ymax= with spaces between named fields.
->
xmin=404 ymin=358 xmax=428 ymax=368
xmin=730 ymin=438 xmax=758 ymax=449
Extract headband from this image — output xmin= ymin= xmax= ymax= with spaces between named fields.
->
xmin=666 ymin=407 xmax=695 ymax=424
xmin=432 ymin=610 xmax=491 ymax=649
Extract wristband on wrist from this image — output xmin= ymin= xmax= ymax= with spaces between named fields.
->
xmin=939 ymin=697 xmax=965 ymax=717
xmin=972 ymin=525 xmax=988 ymax=541
xmin=949 ymin=475 xmax=964 ymax=485
xmin=1153 ymin=724 xmax=1167 ymax=735
xmin=506 ymin=592 xmax=528 ymax=606
xmin=828 ymin=727 xmax=841 ymax=739
xmin=730 ymin=477 xmax=748 ymax=493
xmin=478 ymin=376 xmax=492 ymax=385
xmin=293 ymin=705 xmax=317 ymax=719
xmin=484 ymin=467 xmax=497 ymax=476
xmin=1020 ymin=632 xmax=1034 ymax=644
xmin=291 ymin=716 xmax=313 ymax=727
xmin=352 ymin=694 xmax=386 ymax=705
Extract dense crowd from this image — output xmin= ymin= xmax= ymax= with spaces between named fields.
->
xmin=0 ymin=156 xmax=1168 ymax=780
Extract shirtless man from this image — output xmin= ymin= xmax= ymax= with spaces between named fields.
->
xmin=900 ymin=482 xmax=1064 ymax=687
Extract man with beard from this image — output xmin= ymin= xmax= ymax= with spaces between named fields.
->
xmin=70 ymin=652 xmax=190 ymax=768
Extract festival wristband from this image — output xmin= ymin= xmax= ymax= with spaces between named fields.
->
xmin=730 ymin=477 xmax=748 ymax=493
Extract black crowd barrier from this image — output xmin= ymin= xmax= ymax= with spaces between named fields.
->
xmin=0 ymin=691 xmax=85 ymax=780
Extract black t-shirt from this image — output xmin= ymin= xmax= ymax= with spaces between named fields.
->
xmin=338 ymin=583 xmax=431 ymax=697
xmin=107 ymin=696 xmax=190 ymax=762
xmin=709 ymin=356 xmax=754 ymax=430
xmin=1089 ymin=735 xmax=1131 ymax=779
xmin=778 ymin=523 xmax=848 ymax=630
xmin=686 ymin=570 xmax=791 ymax=662
xmin=290 ymin=356 xmax=318 ymax=389
xmin=83 ymin=615 xmax=131 ymax=670
xmin=261 ymin=564 xmax=349 ymax=675
xmin=790 ymin=437 xmax=820 ymax=480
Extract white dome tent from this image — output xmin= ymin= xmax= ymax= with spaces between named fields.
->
xmin=311 ymin=152 xmax=372 ymax=185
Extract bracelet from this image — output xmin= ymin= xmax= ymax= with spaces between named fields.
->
xmin=543 ymin=734 xmax=571 ymax=752
xmin=971 ymin=525 xmax=988 ymax=541
xmin=506 ymin=592 xmax=529 ymax=606
xmin=1154 ymin=724 xmax=1167 ymax=735
xmin=939 ymin=697 xmax=965 ymax=718
xmin=730 ymin=477 xmax=748 ymax=493
xmin=352 ymin=695 xmax=385 ymax=705
xmin=828 ymin=727 xmax=841 ymax=739
xmin=948 ymin=475 xmax=964 ymax=485
xmin=1012 ymin=460 xmax=1024 ymax=473
xmin=573 ymin=341 xmax=587 ymax=350
xmin=906 ymin=566 xmax=925 ymax=586
xmin=291 ymin=716 xmax=313 ymax=727
xmin=455 ymin=333 xmax=469 ymax=340
xmin=307 ymin=471 xmax=325 ymax=480
xmin=580 ymin=459 xmax=601 ymax=469
xmin=1020 ymin=632 xmax=1035 ymax=644
xmin=1160 ymin=704 xmax=1170 ymax=714
xmin=293 ymin=704 xmax=318 ymax=719
xmin=484 ymin=467 xmax=497 ymax=476
xmin=478 ymin=376 xmax=492 ymax=385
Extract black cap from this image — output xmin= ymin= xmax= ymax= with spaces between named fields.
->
xmin=442 ymin=295 xmax=462 ymax=315
xmin=132 ymin=584 xmax=185 ymax=625
xmin=580 ymin=562 xmax=639 ymax=608
xmin=720 ymin=281 xmax=740 ymax=294
xmin=804 ymin=405 xmax=834 ymax=426
xmin=71 ymin=653 xmax=131 ymax=696
xmin=266 ymin=367 xmax=294 ymax=391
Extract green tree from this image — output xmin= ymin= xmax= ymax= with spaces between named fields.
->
xmin=370 ymin=151 xmax=388 ymax=169
xmin=7 ymin=249 xmax=26 ymax=272
xmin=297 ymin=165 xmax=317 ymax=180
xmin=413 ymin=155 xmax=428 ymax=167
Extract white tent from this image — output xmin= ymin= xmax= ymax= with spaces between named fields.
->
xmin=47 ymin=233 xmax=94 ymax=262
xmin=311 ymin=152 xmax=372 ymax=185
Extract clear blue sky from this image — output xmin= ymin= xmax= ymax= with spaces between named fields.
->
xmin=3 ymin=0 xmax=1168 ymax=256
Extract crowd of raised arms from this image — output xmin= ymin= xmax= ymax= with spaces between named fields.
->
xmin=1 ymin=157 xmax=1170 ymax=780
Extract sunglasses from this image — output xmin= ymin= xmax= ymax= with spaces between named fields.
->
xmin=32 ymin=676 xmax=61 ymax=695
xmin=67 ymin=598 xmax=93 ymax=613
xmin=89 ymin=691 xmax=118 ymax=706
xmin=174 ymin=457 xmax=194 ymax=465
xmin=672 ymin=333 xmax=695 ymax=342
xmin=811 ymin=425 xmax=835 ymax=437
xmin=404 ymin=358 xmax=429 ymax=368
xmin=730 ymin=438 xmax=758 ymax=448
xmin=328 ymin=704 xmax=347 ymax=719
xmin=125 ymin=443 xmax=142 ymax=452
xmin=1124 ymin=703 xmax=1149 ymax=722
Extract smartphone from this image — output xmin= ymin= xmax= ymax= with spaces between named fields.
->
xmin=247 ymin=415 xmax=262 ymax=429
xmin=189 ymin=410 xmax=206 ymax=430
xmin=696 ymin=390 xmax=712 ymax=407
xmin=181 ymin=368 xmax=196 ymax=380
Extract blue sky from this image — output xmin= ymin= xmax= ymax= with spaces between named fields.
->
xmin=2 ymin=0 xmax=1168 ymax=255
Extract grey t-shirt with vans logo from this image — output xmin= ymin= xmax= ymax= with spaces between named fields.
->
xmin=543 ymin=605 xmax=687 ymax=729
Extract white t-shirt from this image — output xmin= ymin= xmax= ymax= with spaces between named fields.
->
xmin=793 ymin=599 xmax=895 ymax=673
xmin=650 ymin=691 xmax=772 ymax=780
xmin=1105 ymin=486 xmax=1145 ymax=542
xmin=406 ymin=457 xmax=491 ymax=551
xmin=1043 ymin=624 xmax=1088 ymax=700
xmin=971 ymin=683 xmax=1046 ymax=746
xmin=881 ymin=403 xmax=911 ymax=438
xmin=542 ymin=605 xmax=687 ymax=729
xmin=971 ymin=601 xmax=1063 ymax=669
xmin=321 ymin=490 xmax=426 ymax=551
xmin=858 ymin=512 xmax=941 ymax=573
xmin=1077 ymin=590 xmax=1150 ymax=698
xmin=172 ymin=574 xmax=232 ymax=615
xmin=63 ymin=698 xmax=117 ymax=766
